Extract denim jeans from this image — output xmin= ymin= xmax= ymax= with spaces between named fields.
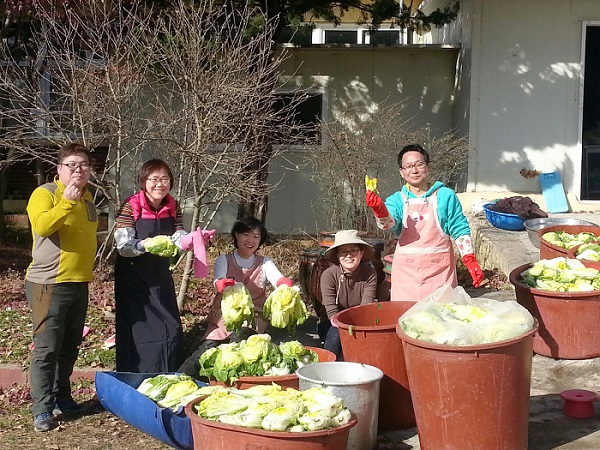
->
xmin=26 ymin=281 xmax=88 ymax=416
xmin=324 ymin=325 xmax=343 ymax=361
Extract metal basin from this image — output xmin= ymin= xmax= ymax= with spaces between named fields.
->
xmin=525 ymin=218 xmax=598 ymax=248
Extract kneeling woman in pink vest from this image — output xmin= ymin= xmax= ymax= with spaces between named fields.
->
xmin=177 ymin=217 xmax=291 ymax=376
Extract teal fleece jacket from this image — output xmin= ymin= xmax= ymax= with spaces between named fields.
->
xmin=384 ymin=181 xmax=471 ymax=239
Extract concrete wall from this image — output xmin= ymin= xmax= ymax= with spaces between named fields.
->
xmin=263 ymin=45 xmax=459 ymax=233
xmin=463 ymin=0 xmax=600 ymax=199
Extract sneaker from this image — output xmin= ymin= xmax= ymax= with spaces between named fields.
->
xmin=34 ymin=411 xmax=58 ymax=432
xmin=53 ymin=398 xmax=84 ymax=417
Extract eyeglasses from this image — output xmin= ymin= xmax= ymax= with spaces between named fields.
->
xmin=147 ymin=177 xmax=171 ymax=185
xmin=61 ymin=162 xmax=91 ymax=171
xmin=401 ymin=161 xmax=427 ymax=171
xmin=338 ymin=248 xmax=361 ymax=257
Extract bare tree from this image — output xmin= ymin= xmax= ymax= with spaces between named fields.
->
xmin=0 ymin=1 xmax=156 ymax=248
xmin=1 ymin=0 xmax=313 ymax=306
xmin=136 ymin=0 xmax=313 ymax=307
xmin=309 ymin=101 xmax=472 ymax=235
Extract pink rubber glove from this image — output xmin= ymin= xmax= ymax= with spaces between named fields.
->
xmin=366 ymin=190 xmax=390 ymax=219
xmin=202 ymin=229 xmax=214 ymax=244
xmin=180 ymin=231 xmax=196 ymax=252
xmin=462 ymin=254 xmax=485 ymax=288
xmin=215 ymin=278 xmax=236 ymax=293
xmin=276 ymin=277 xmax=293 ymax=287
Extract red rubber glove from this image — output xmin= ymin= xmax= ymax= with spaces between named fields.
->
xmin=215 ymin=278 xmax=236 ymax=293
xmin=462 ymin=254 xmax=485 ymax=288
xmin=276 ymin=277 xmax=293 ymax=287
xmin=365 ymin=190 xmax=390 ymax=219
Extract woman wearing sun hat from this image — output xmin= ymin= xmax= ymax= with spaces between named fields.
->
xmin=319 ymin=230 xmax=378 ymax=360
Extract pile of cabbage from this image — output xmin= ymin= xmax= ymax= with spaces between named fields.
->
xmin=541 ymin=231 xmax=598 ymax=249
xmin=199 ymin=334 xmax=319 ymax=384
xmin=519 ymin=257 xmax=600 ymax=292
xmin=574 ymin=243 xmax=600 ymax=262
xmin=137 ymin=374 xmax=220 ymax=411
xmin=221 ymin=283 xmax=310 ymax=334
xmin=194 ymin=384 xmax=352 ymax=432
xmin=399 ymin=298 xmax=534 ymax=346
xmin=143 ymin=235 xmax=179 ymax=257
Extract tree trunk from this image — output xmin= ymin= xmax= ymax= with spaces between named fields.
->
xmin=176 ymin=251 xmax=195 ymax=311
xmin=237 ymin=142 xmax=271 ymax=222
xmin=176 ymin=192 xmax=201 ymax=311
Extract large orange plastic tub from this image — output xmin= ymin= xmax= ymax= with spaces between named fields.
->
xmin=396 ymin=323 xmax=537 ymax=450
xmin=210 ymin=346 xmax=336 ymax=390
xmin=538 ymin=225 xmax=600 ymax=259
xmin=185 ymin=397 xmax=357 ymax=450
xmin=510 ymin=263 xmax=600 ymax=359
xmin=334 ymin=301 xmax=416 ymax=431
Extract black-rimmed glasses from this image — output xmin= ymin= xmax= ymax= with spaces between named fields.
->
xmin=61 ymin=162 xmax=91 ymax=171
xmin=401 ymin=161 xmax=427 ymax=171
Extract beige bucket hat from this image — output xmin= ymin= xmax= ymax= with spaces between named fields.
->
xmin=324 ymin=230 xmax=375 ymax=263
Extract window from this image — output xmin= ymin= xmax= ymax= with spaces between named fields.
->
xmin=362 ymin=29 xmax=403 ymax=46
xmin=581 ymin=24 xmax=600 ymax=199
xmin=324 ymin=30 xmax=358 ymax=45
xmin=283 ymin=26 xmax=404 ymax=46
xmin=276 ymin=25 xmax=314 ymax=46
xmin=273 ymin=92 xmax=323 ymax=145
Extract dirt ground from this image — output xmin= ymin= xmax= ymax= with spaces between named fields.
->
xmin=2 ymin=224 xmax=600 ymax=449
xmin=2 ymin=313 xmax=599 ymax=450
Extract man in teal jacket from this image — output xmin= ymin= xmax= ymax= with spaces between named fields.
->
xmin=26 ymin=143 xmax=98 ymax=432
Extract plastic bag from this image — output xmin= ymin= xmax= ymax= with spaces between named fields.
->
xmin=398 ymin=285 xmax=534 ymax=345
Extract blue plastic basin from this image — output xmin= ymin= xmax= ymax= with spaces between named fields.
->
xmin=482 ymin=203 xmax=526 ymax=231
xmin=95 ymin=371 xmax=204 ymax=450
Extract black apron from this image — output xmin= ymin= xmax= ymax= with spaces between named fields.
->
xmin=115 ymin=215 xmax=183 ymax=373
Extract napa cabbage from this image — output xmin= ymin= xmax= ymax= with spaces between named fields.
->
xmin=156 ymin=379 xmax=200 ymax=409
xmin=575 ymin=243 xmax=600 ymax=262
xmin=520 ymin=257 xmax=600 ymax=292
xmin=279 ymin=340 xmax=318 ymax=369
xmin=143 ymin=235 xmax=179 ymax=257
xmin=136 ymin=374 xmax=183 ymax=401
xmin=198 ymin=336 xmax=318 ymax=384
xmin=221 ymin=282 xmax=255 ymax=333
xmin=263 ymin=285 xmax=310 ymax=333
xmin=193 ymin=385 xmax=352 ymax=432
xmin=136 ymin=374 xmax=221 ymax=411
xmin=398 ymin=297 xmax=534 ymax=345
xmin=541 ymin=231 xmax=597 ymax=249
xmin=261 ymin=402 xmax=304 ymax=431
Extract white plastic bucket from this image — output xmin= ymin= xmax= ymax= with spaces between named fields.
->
xmin=296 ymin=362 xmax=384 ymax=450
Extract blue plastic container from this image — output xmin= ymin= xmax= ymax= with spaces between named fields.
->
xmin=95 ymin=371 xmax=204 ymax=450
xmin=482 ymin=203 xmax=526 ymax=231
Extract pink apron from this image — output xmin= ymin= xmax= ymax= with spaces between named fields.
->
xmin=203 ymin=254 xmax=268 ymax=341
xmin=391 ymin=191 xmax=457 ymax=302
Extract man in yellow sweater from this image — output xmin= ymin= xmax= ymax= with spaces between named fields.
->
xmin=26 ymin=143 xmax=98 ymax=432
